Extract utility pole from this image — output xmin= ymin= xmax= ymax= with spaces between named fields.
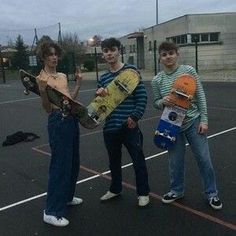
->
xmin=0 ymin=45 xmax=6 ymax=83
xmin=58 ymin=22 xmax=62 ymax=44
xmin=156 ymin=0 xmax=159 ymax=25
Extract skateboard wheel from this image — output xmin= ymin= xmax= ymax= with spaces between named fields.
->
xmin=155 ymin=130 xmax=160 ymax=136
xmin=63 ymin=100 xmax=69 ymax=105
xmin=24 ymin=90 xmax=30 ymax=95
xmin=24 ymin=77 xmax=30 ymax=82
xmin=171 ymin=137 xmax=176 ymax=142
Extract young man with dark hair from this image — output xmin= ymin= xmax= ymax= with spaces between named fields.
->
xmin=37 ymin=40 xmax=83 ymax=226
xmin=151 ymin=41 xmax=222 ymax=210
xmin=97 ymin=37 xmax=150 ymax=207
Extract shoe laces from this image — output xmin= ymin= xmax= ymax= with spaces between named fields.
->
xmin=211 ymin=196 xmax=219 ymax=202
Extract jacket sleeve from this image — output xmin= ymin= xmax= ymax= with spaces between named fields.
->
xmin=151 ymin=76 xmax=165 ymax=110
xmin=130 ymin=80 xmax=147 ymax=122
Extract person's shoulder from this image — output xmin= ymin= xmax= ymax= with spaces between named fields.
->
xmin=123 ymin=63 xmax=137 ymax=70
xmin=152 ymin=71 xmax=165 ymax=83
xmin=100 ymin=70 xmax=110 ymax=79
xmin=179 ymin=65 xmax=196 ymax=73
xmin=57 ymin=72 xmax=67 ymax=78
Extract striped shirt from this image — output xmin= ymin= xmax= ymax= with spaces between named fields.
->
xmin=98 ymin=64 xmax=147 ymax=132
xmin=151 ymin=65 xmax=208 ymax=131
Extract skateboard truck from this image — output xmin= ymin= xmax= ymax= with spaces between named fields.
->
xmin=61 ymin=99 xmax=71 ymax=118
xmin=172 ymin=89 xmax=193 ymax=100
xmin=88 ymin=112 xmax=100 ymax=125
xmin=23 ymin=77 xmax=32 ymax=95
xmin=155 ymin=130 xmax=176 ymax=142
xmin=114 ymin=80 xmax=129 ymax=93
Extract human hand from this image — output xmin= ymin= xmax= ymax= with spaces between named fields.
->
xmin=127 ymin=117 xmax=137 ymax=129
xmin=96 ymin=87 xmax=109 ymax=97
xmin=163 ymin=95 xmax=175 ymax=106
xmin=75 ymin=68 xmax=83 ymax=85
xmin=198 ymin=123 xmax=208 ymax=134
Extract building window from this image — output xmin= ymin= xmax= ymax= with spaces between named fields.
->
xmin=133 ymin=44 xmax=136 ymax=53
xmin=210 ymin=33 xmax=219 ymax=42
xmin=167 ymin=32 xmax=220 ymax=45
xmin=130 ymin=45 xmax=133 ymax=53
xmin=121 ymin=45 xmax=126 ymax=54
xmin=191 ymin=32 xmax=220 ymax=43
xmin=148 ymin=41 xmax=152 ymax=51
xmin=191 ymin=34 xmax=200 ymax=43
xmin=167 ymin=35 xmax=187 ymax=45
xmin=201 ymin=33 xmax=209 ymax=42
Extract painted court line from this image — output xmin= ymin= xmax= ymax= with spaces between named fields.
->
xmin=0 ymin=127 xmax=235 ymax=231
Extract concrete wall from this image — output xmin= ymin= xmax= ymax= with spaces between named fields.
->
xmin=119 ymin=12 xmax=236 ymax=76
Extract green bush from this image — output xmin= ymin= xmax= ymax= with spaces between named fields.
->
xmin=83 ymin=60 xmax=95 ymax=71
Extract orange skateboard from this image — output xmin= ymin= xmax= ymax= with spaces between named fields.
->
xmin=154 ymin=74 xmax=196 ymax=149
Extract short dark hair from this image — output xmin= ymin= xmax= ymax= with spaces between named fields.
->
xmin=37 ymin=40 xmax=62 ymax=60
xmin=101 ymin=37 xmax=121 ymax=50
xmin=158 ymin=41 xmax=179 ymax=54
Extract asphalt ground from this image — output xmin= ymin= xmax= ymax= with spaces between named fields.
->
xmin=0 ymin=77 xmax=235 ymax=236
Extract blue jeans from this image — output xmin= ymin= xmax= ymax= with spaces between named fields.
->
xmin=103 ymin=125 xmax=150 ymax=196
xmin=45 ymin=110 xmax=80 ymax=217
xmin=168 ymin=117 xmax=218 ymax=199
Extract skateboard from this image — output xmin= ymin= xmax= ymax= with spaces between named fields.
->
xmin=19 ymin=69 xmax=89 ymax=121
xmin=79 ymin=68 xmax=140 ymax=129
xmin=154 ymin=74 xmax=196 ymax=149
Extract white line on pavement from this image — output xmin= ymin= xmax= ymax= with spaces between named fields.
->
xmin=0 ymin=126 xmax=235 ymax=212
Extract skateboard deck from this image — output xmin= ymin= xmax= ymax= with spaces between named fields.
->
xmin=19 ymin=69 xmax=91 ymax=124
xmin=154 ymin=74 xmax=196 ymax=149
xmin=79 ymin=68 xmax=140 ymax=129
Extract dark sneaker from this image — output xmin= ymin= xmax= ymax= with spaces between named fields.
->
xmin=209 ymin=196 xmax=222 ymax=210
xmin=162 ymin=192 xmax=184 ymax=204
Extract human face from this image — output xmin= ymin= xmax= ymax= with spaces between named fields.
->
xmin=102 ymin=46 xmax=120 ymax=65
xmin=43 ymin=47 xmax=58 ymax=68
xmin=159 ymin=50 xmax=179 ymax=69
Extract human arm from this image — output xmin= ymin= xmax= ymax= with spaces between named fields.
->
xmin=127 ymin=81 xmax=147 ymax=128
xmin=71 ymin=69 xmax=83 ymax=99
xmin=151 ymin=74 xmax=170 ymax=110
xmin=36 ymin=70 xmax=52 ymax=113
xmin=189 ymin=68 xmax=208 ymax=134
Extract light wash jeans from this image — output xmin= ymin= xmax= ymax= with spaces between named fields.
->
xmin=168 ymin=117 xmax=218 ymax=199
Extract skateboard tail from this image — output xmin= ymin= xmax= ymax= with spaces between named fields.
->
xmin=20 ymin=69 xmax=40 ymax=96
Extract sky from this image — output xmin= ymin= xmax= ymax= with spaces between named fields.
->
xmin=0 ymin=0 xmax=236 ymax=45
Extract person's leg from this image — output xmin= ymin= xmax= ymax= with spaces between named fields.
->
xmin=123 ymin=126 xmax=150 ymax=196
xmin=46 ymin=112 xmax=75 ymax=217
xmin=167 ymin=131 xmax=186 ymax=195
xmin=103 ymin=131 xmax=123 ymax=194
xmin=185 ymin=118 xmax=218 ymax=199
xmin=67 ymin=117 xmax=81 ymax=203
xmin=162 ymin=131 xmax=186 ymax=203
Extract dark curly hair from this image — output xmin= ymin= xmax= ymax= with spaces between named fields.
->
xmin=36 ymin=40 xmax=62 ymax=61
xmin=158 ymin=41 xmax=179 ymax=54
xmin=101 ymin=37 xmax=121 ymax=50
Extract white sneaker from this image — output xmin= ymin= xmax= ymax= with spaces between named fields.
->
xmin=138 ymin=196 xmax=150 ymax=207
xmin=100 ymin=191 xmax=120 ymax=201
xmin=43 ymin=211 xmax=69 ymax=227
xmin=67 ymin=197 xmax=83 ymax=206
